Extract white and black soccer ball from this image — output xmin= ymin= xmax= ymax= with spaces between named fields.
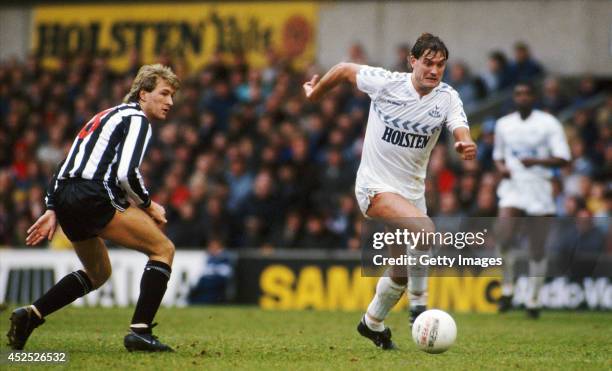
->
xmin=411 ymin=309 xmax=457 ymax=354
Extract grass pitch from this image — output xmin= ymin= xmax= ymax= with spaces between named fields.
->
xmin=1 ymin=306 xmax=610 ymax=370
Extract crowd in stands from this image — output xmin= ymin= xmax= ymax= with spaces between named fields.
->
xmin=0 ymin=42 xmax=610 ymax=254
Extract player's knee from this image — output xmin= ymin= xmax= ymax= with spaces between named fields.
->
xmin=159 ymin=238 xmax=175 ymax=260
xmin=412 ymin=218 xmax=435 ymax=250
xmin=421 ymin=218 xmax=436 ymax=235
xmin=89 ymin=266 xmax=112 ymax=290
xmin=389 ymin=275 xmax=408 ymax=286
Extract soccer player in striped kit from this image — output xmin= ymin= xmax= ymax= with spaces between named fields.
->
xmin=8 ymin=64 xmax=179 ymax=352
xmin=304 ymin=33 xmax=477 ymax=349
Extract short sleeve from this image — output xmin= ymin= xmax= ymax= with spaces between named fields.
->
xmin=492 ymin=120 xmax=505 ymax=161
xmin=548 ymin=119 xmax=571 ymax=161
xmin=445 ymin=89 xmax=469 ymax=132
xmin=356 ymin=65 xmax=394 ymax=98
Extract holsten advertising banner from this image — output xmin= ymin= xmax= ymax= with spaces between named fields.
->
xmin=33 ymin=2 xmax=318 ymax=71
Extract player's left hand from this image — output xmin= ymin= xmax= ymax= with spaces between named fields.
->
xmin=26 ymin=210 xmax=57 ymax=246
xmin=454 ymin=141 xmax=477 ymax=160
xmin=520 ymin=158 xmax=540 ymax=167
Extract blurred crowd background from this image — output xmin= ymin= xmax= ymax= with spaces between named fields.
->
xmin=0 ymin=42 xmax=610 ymax=253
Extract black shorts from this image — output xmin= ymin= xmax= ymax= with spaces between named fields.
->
xmin=54 ymin=180 xmax=125 ymax=241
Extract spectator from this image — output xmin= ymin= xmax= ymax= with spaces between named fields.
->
xmin=298 ymin=213 xmax=339 ymax=249
xmin=571 ymin=75 xmax=598 ymax=109
xmin=188 ymin=237 xmax=235 ymax=304
xmin=393 ymin=43 xmax=412 ymax=73
xmin=225 ymin=156 xmax=254 ymax=212
xmin=166 ymin=202 xmax=207 ymax=247
xmin=315 ymin=147 xmax=354 ymax=208
xmin=346 ymin=42 xmax=368 ymax=64
xmin=236 ymin=170 xmax=282 ymax=247
xmin=0 ymin=46 xmax=608 ymax=252
xmin=447 ymin=62 xmax=478 ymax=111
xmin=476 ymin=118 xmax=496 ymax=172
xmin=272 ymin=210 xmax=303 ymax=248
xmin=481 ymin=50 xmax=513 ymax=94
xmin=509 ymin=42 xmax=544 ymax=84
xmin=469 ymin=188 xmax=497 ymax=217
xmin=541 ymin=77 xmax=569 ymax=115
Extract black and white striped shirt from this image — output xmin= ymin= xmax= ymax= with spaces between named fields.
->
xmin=45 ymin=102 xmax=152 ymax=211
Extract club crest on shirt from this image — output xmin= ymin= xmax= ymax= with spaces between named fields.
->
xmin=428 ymin=105 xmax=441 ymax=118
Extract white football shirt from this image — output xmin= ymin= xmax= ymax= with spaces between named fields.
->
xmin=355 ymin=65 xmax=469 ymax=199
xmin=493 ymin=110 xmax=570 ymax=180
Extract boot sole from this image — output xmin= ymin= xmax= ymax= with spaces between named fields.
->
xmin=7 ymin=311 xmax=26 ymax=350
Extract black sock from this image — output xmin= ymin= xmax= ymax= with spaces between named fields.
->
xmin=130 ymin=260 xmax=171 ymax=332
xmin=32 ymin=270 xmax=93 ymax=318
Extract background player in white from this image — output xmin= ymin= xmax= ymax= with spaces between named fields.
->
xmin=494 ymin=82 xmax=571 ymax=318
xmin=304 ymin=33 xmax=477 ymax=349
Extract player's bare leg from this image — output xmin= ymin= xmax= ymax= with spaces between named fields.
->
xmin=100 ymin=206 xmax=175 ymax=266
xmin=495 ymin=207 xmax=523 ymax=312
xmin=524 ymin=217 xmax=551 ymax=319
xmin=100 ymin=207 xmax=175 ymax=352
xmin=358 ymin=192 xmax=433 ymax=349
xmin=7 ymin=238 xmax=111 ymax=350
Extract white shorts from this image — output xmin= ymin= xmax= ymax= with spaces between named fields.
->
xmin=497 ymin=178 xmax=555 ymax=216
xmin=355 ymin=185 xmax=427 ymax=218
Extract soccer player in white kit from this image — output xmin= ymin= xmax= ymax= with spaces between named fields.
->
xmin=494 ymin=82 xmax=570 ymax=318
xmin=304 ymin=33 xmax=476 ymax=349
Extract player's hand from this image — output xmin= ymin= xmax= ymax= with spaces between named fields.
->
xmin=303 ymin=74 xmax=319 ymax=100
xmin=144 ymin=201 xmax=167 ymax=226
xmin=26 ymin=210 xmax=57 ymax=246
xmin=521 ymin=158 xmax=540 ymax=167
xmin=454 ymin=141 xmax=477 ymax=160
xmin=499 ymin=168 xmax=511 ymax=179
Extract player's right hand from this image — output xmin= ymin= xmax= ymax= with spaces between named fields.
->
xmin=145 ymin=201 xmax=167 ymax=226
xmin=454 ymin=141 xmax=477 ymax=160
xmin=26 ymin=210 xmax=57 ymax=246
xmin=303 ymin=74 xmax=319 ymax=100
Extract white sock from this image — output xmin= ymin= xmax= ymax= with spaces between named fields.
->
xmin=409 ymin=291 xmax=428 ymax=307
xmin=500 ymin=246 xmax=516 ymax=296
xmin=30 ymin=305 xmax=42 ymax=319
xmin=501 ymin=283 xmax=514 ymax=297
xmin=526 ymin=258 xmax=547 ymax=309
xmin=365 ymin=277 xmax=406 ymax=331
xmin=364 ymin=314 xmax=385 ymax=332
xmin=408 ymin=248 xmax=429 ymax=306
xmin=130 ymin=323 xmax=149 ymax=329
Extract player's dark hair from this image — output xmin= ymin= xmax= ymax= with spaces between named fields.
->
xmin=411 ymin=33 xmax=449 ymax=60
xmin=489 ymin=50 xmax=508 ymax=68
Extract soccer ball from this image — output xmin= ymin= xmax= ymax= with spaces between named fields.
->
xmin=411 ymin=309 xmax=457 ymax=354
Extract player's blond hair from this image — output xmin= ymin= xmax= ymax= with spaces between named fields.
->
xmin=123 ymin=64 xmax=180 ymax=103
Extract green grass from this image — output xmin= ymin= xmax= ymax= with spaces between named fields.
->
xmin=0 ymin=306 xmax=610 ymax=370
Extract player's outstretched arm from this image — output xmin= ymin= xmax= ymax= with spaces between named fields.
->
xmin=452 ymin=127 xmax=477 ymax=161
xmin=304 ymin=62 xmax=360 ymax=102
xmin=25 ymin=210 xmax=57 ymax=245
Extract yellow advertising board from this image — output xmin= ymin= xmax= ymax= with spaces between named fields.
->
xmin=33 ymin=2 xmax=318 ymax=71
xmin=259 ymin=265 xmax=502 ymax=313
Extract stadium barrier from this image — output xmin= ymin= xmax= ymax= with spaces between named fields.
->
xmin=1 ymin=249 xmax=610 ymax=311
xmin=0 ymin=249 xmax=206 ymax=307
